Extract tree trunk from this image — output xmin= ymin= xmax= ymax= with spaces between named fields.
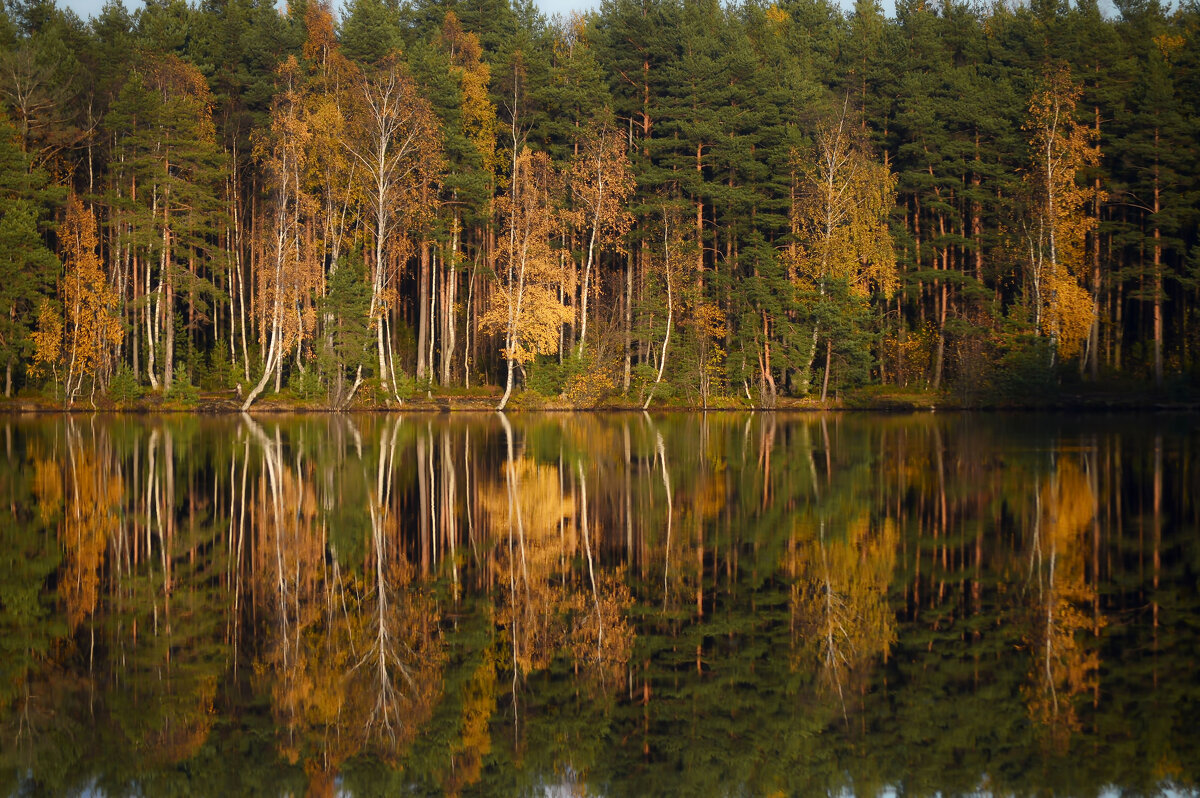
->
xmin=1153 ymin=135 xmax=1163 ymax=388
xmin=623 ymin=247 xmax=632 ymax=393
xmin=820 ymin=338 xmax=832 ymax=403
xmin=417 ymin=240 xmax=431 ymax=381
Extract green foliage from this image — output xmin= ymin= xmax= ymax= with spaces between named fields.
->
xmin=319 ymin=251 xmax=373 ymax=409
xmin=392 ymin=371 xmax=416 ymax=402
xmin=989 ymin=333 xmax=1058 ymax=404
xmin=164 ymin=373 xmax=200 ymax=406
xmin=525 ymin=353 xmax=586 ymax=398
xmin=289 ymin=367 xmax=322 ymax=401
xmin=106 ymin=363 xmax=142 ymax=404
xmin=196 ymin=341 xmax=235 ymax=391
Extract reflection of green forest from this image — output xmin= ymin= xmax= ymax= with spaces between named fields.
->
xmin=0 ymin=413 xmax=1197 ymax=796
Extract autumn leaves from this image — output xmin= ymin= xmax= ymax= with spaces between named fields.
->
xmin=243 ymin=6 xmax=638 ymax=411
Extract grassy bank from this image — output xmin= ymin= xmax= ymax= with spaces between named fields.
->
xmin=2 ymin=379 xmax=1196 ymax=414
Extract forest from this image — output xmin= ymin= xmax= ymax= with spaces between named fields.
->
xmin=0 ymin=0 xmax=1197 ymax=409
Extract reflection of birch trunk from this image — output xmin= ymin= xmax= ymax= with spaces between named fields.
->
xmin=1027 ymin=470 xmax=1058 ymax=718
xmin=655 ymin=427 xmax=673 ymax=606
xmin=498 ymin=411 xmax=521 ymax=735
xmin=442 ymin=428 xmax=458 ymax=597
xmin=577 ymin=461 xmax=602 ymax=663
xmin=231 ymin=435 xmax=249 ymax=675
xmin=365 ymin=419 xmax=411 ymax=738
xmin=428 ymin=422 xmax=438 ymax=569
xmin=817 ymin=521 xmax=848 ymax=722
xmin=243 ymin=417 xmax=293 ymax=673
xmin=417 ymin=429 xmax=430 ymax=574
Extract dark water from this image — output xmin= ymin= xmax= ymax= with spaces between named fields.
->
xmin=1 ymin=412 xmax=1198 ymax=797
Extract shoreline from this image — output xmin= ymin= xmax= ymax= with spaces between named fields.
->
xmin=2 ymin=390 xmax=1196 ymax=415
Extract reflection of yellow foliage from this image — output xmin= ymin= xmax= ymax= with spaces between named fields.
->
xmin=442 ymin=652 xmax=497 ymax=796
xmin=482 ymin=456 xmax=634 ymax=689
xmin=567 ymin=572 xmax=635 ymax=692
xmin=1023 ymin=457 xmax=1104 ymax=751
xmin=250 ymin=437 xmax=445 ymax=781
xmin=51 ymin=441 xmax=123 ymax=629
xmin=482 ymin=456 xmax=574 ymax=564
xmin=260 ymin=562 xmax=445 ymax=774
xmin=483 ymin=456 xmax=573 ymax=674
xmin=789 ymin=515 xmax=896 ymax=704
xmin=32 ymin=454 xmax=62 ymax=524
xmin=147 ymin=676 xmax=218 ymax=766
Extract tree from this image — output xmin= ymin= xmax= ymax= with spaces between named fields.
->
xmin=344 ymin=51 xmax=442 ymax=403
xmin=568 ymin=113 xmax=634 ymax=356
xmin=319 ymin=249 xmax=372 ymax=410
xmin=791 ymin=104 xmax=897 ymax=397
xmin=0 ymin=112 xmax=57 ymax=396
xmin=243 ymin=56 xmax=319 ymax=411
xmin=1023 ymin=65 xmax=1102 ymax=365
xmin=105 ymin=54 xmax=227 ymax=394
xmin=32 ymin=196 xmax=123 ymax=405
xmin=483 ymin=148 xmax=572 ymax=410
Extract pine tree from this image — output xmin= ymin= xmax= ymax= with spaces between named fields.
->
xmin=0 ymin=113 xmax=58 ymax=396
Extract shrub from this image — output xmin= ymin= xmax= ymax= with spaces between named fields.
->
xmin=165 ymin=375 xmax=200 ymax=407
xmin=107 ymin=364 xmax=142 ymax=405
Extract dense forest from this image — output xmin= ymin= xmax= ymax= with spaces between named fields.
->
xmin=0 ymin=0 xmax=1197 ymax=409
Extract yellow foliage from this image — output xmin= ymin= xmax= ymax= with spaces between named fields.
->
xmin=441 ymin=13 xmax=498 ymax=175
xmin=568 ymin=117 xmax=635 ymax=254
xmin=1154 ymin=33 xmax=1185 ymax=61
xmin=34 ymin=196 xmax=123 ymax=402
xmin=791 ymin=114 xmax=898 ymax=299
xmin=1023 ymin=457 xmax=1104 ymax=751
xmin=481 ymin=149 xmax=573 ymax=365
xmin=789 ymin=515 xmax=897 ymax=700
xmin=147 ymin=53 xmax=218 ymax=143
xmin=765 ymin=4 xmax=790 ymax=27
xmin=1024 ymin=66 xmax=1104 ymax=359
xmin=254 ymin=57 xmax=322 ymax=359
xmin=29 ymin=298 xmax=62 ymax=381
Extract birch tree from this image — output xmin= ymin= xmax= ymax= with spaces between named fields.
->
xmin=568 ymin=114 xmax=633 ymax=356
xmin=32 ymin=196 xmax=122 ymax=405
xmin=243 ymin=57 xmax=319 ymax=411
xmin=791 ymin=105 xmax=897 ymax=396
xmin=482 ymin=148 xmax=572 ymax=410
xmin=345 ymin=52 xmax=442 ymax=403
xmin=1023 ymin=66 xmax=1101 ymax=364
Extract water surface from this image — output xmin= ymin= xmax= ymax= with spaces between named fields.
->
xmin=2 ymin=412 xmax=1198 ymax=796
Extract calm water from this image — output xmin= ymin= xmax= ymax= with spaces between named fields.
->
xmin=1 ymin=412 xmax=1198 ymax=797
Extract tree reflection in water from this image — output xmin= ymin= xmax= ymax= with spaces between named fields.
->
xmin=0 ymin=412 xmax=1197 ymax=796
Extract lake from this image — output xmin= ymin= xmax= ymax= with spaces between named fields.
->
xmin=1 ymin=411 xmax=1198 ymax=796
